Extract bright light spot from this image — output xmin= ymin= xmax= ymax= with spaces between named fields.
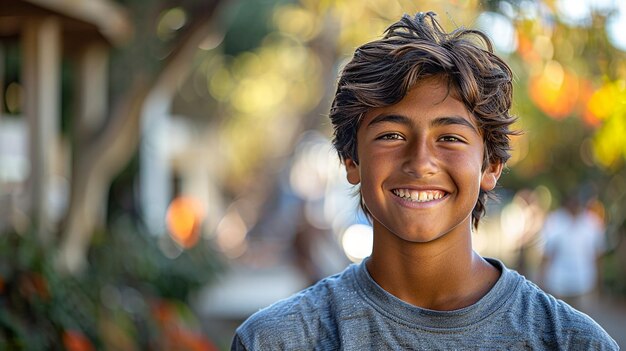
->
xmin=232 ymin=52 xmax=263 ymax=79
xmin=557 ymin=0 xmax=617 ymax=26
xmin=533 ymin=35 xmax=554 ymax=60
xmin=607 ymin=4 xmax=626 ymax=51
xmin=274 ymin=5 xmax=319 ymax=41
xmin=231 ymin=74 xmax=287 ymax=113
xmin=166 ymin=196 xmax=205 ymax=248
xmin=156 ymin=7 xmax=187 ymax=40
xmin=215 ymin=207 xmax=248 ymax=258
xmin=592 ymin=105 xmax=626 ymax=168
xmin=500 ymin=202 xmax=525 ymax=240
xmin=0 ymin=118 xmax=29 ymax=183
xmin=556 ymin=0 xmax=592 ymax=26
xmin=591 ymin=0 xmax=619 ymax=13
xmin=209 ymin=67 xmax=234 ymax=101
xmin=199 ymin=32 xmax=224 ymax=51
xmin=519 ymin=0 xmax=540 ymax=19
xmin=341 ymin=224 xmax=373 ymax=262
xmin=48 ymin=175 xmax=69 ymax=223
xmin=305 ymin=201 xmax=330 ymax=230
xmin=586 ymin=81 xmax=625 ymax=120
xmin=535 ymin=185 xmax=553 ymax=211
xmin=5 ymin=82 xmax=22 ymax=114
xmin=477 ymin=12 xmax=518 ymax=54
xmin=290 ymin=136 xmax=333 ymax=201
xmin=544 ymin=60 xmax=564 ymax=86
xmin=499 ymin=1 xmax=517 ymax=18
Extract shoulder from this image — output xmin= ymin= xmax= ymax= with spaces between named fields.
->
xmin=506 ymin=271 xmax=618 ymax=350
xmin=233 ymin=265 xmax=357 ymax=350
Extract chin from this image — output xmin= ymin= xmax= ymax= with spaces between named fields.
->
xmin=399 ymin=233 xmax=446 ymax=244
xmin=385 ymin=225 xmax=449 ymax=244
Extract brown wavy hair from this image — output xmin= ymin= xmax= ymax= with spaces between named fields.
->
xmin=329 ymin=12 xmax=517 ymax=229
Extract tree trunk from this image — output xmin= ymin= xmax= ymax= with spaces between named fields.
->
xmin=57 ymin=0 xmax=228 ymax=273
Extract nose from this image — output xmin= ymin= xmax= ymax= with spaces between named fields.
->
xmin=401 ymin=139 xmax=438 ymax=178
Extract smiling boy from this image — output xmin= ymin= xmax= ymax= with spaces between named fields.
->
xmin=231 ymin=12 xmax=618 ymax=350
xmin=345 ymin=76 xmax=503 ymax=311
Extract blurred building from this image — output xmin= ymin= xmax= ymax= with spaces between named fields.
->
xmin=0 ymin=0 xmax=130 ymax=239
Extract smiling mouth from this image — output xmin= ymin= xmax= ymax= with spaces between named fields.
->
xmin=391 ymin=189 xmax=447 ymax=203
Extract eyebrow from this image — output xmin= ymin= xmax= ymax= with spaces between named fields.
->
xmin=430 ymin=116 xmax=478 ymax=133
xmin=366 ymin=114 xmax=412 ymax=128
xmin=367 ymin=114 xmax=478 ymax=133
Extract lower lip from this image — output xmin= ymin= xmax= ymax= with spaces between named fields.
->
xmin=390 ymin=192 xmax=448 ymax=209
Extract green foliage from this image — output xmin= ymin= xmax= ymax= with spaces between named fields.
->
xmin=0 ymin=231 xmax=64 ymax=350
xmin=0 ymin=219 xmax=223 ymax=350
xmin=89 ymin=217 xmax=223 ymax=301
xmin=603 ymin=251 xmax=624 ymax=294
xmin=220 ymin=0 xmax=296 ymax=55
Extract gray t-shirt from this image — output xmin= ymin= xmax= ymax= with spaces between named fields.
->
xmin=232 ymin=258 xmax=618 ymax=350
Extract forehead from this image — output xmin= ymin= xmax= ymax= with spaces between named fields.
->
xmin=361 ymin=76 xmax=477 ymax=129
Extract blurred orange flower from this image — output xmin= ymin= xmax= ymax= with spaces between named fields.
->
xmin=165 ymin=328 xmax=219 ymax=351
xmin=151 ymin=299 xmax=219 ymax=351
xmin=166 ymin=196 xmax=205 ymax=248
xmin=18 ymin=272 xmax=49 ymax=301
xmin=529 ymin=62 xmax=580 ymax=119
xmin=62 ymin=330 xmax=95 ymax=351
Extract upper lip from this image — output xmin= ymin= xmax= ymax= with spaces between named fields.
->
xmin=389 ymin=185 xmax=449 ymax=193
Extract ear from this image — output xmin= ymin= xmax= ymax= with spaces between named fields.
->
xmin=480 ymin=161 xmax=503 ymax=191
xmin=344 ymin=158 xmax=361 ymax=185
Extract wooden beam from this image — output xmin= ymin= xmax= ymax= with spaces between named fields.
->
xmin=8 ymin=0 xmax=132 ymax=46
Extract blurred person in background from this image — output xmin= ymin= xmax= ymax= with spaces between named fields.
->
xmin=540 ymin=193 xmax=607 ymax=309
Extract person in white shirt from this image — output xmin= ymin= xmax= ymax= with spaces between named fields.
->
xmin=540 ymin=195 xmax=606 ymax=307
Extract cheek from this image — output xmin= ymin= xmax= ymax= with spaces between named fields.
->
xmin=446 ymin=152 xmax=484 ymax=187
xmin=361 ymin=153 xmax=396 ymax=183
xmin=447 ymin=149 xmax=483 ymax=169
xmin=357 ymin=154 xmax=394 ymax=201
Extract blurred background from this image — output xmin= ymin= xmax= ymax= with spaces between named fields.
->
xmin=1 ymin=0 xmax=625 ymax=349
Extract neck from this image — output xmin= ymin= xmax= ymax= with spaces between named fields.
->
xmin=366 ymin=221 xmax=499 ymax=311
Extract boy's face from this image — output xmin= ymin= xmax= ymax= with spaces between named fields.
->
xmin=344 ymin=77 xmax=502 ymax=244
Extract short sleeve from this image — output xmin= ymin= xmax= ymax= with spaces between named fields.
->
xmin=230 ymin=333 xmax=248 ymax=351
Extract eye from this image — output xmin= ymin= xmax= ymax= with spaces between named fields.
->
xmin=377 ymin=133 xmax=405 ymax=141
xmin=439 ymin=135 xmax=462 ymax=142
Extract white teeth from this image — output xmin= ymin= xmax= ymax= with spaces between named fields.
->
xmin=392 ymin=189 xmax=445 ymax=203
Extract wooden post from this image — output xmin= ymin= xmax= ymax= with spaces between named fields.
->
xmin=22 ymin=16 xmax=61 ymax=242
xmin=74 ymin=42 xmax=109 ymax=143
xmin=72 ymin=43 xmax=110 ymax=228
